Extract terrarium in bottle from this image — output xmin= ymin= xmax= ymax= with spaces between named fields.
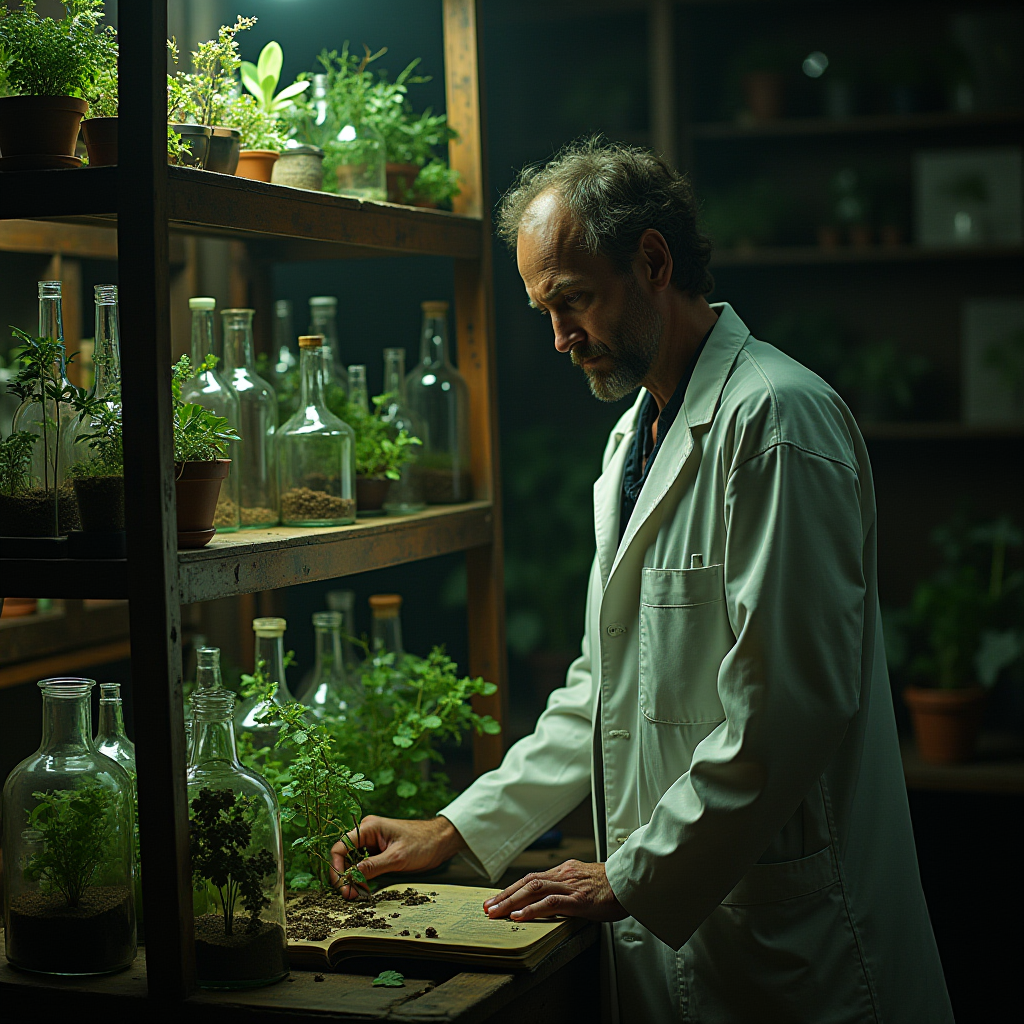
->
xmin=68 ymin=285 xmax=125 ymax=534
xmin=277 ymin=335 xmax=356 ymax=527
xmin=297 ymin=611 xmax=349 ymax=719
xmin=181 ymin=298 xmax=241 ymax=532
xmin=235 ymin=617 xmax=299 ymax=746
xmin=221 ymin=308 xmax=278 ymax=528
xmin=4 ymin=281 xmax=81 ymax=538
xmin=307 ymin=295 xmax=347 ymax=395
xmin=405 ymin=300 xmax=472 ymax=503
xmin=188 ymin=688 xmax=288 ymax=989
xmin=2 ymin=678 xmax=136 ymax=975
xmin=381 ymin=347 xmax=426 ymax=515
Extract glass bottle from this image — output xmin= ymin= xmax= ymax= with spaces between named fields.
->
xmin=2 ymin=678 xmax=136 ymax=975
xmin=95 ymin=682 xmax=135 ymax=773
xmin=235 ymin=617 xmax=298 ymax=745
xmin=9 ymin=281 xmax=80 ymax=536
xmin=221 ymin=308 xmax=279 ymax=528
xmin=69 ymin=285 xmax=125 ymax=532
xmin=308 ymin=295 xmax=347 ymax=395
xmin=370 ymin=593 xmax=405 ymax=659
xmin=297 ymin=611 xmax=349 ymax=719
xmin=406 ymin=300 xmax=472 ymax=504
xmin=332 ymin=118 xmax=386 ymax=203
xmin=277 ymin=335 xmax=356 ymax=527
xmin=326 ymin=589 xmax=360 ymax=677
xmin=188 ymin=688 xmax=288 ymax=989
xmin=347 ymin=364 xmax=369 ymax=413
xmin=186 ymin=647 xmax=224 ymax=759
xmin=381 ymin=347 xmax=426 ymax=515
xmin=271 ymin=299 xmax=299 ymax=422
xmin=181 ymin=298 xmax=241 ymax=532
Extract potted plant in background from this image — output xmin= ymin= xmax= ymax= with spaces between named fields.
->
xmin=69 ymin=385 xmax=123 ymax=555
xmin=172 ymin=354 xmax=240 ymax=549
xmin=348 ymin=393 xmax=421 ymax=513
xmin=0 ymin=0 xmax=116 ymax=170
xmin=899 ymin=517 xmax=1023 ymax=764
xmin=80 ymin=63 xmax=118 ymax=166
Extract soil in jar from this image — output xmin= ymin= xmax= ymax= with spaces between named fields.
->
xmin=0 ymin=485 xmax=80 ymax=536
xmin=415 ymin=467 xmax=473 ymax=505
xmin=72 ymin=475 xmax=125 ymax=531
xmin=194 ymin=914 xmax=288 ymax=985
xmin=214 ymin=496 xmax=278 ymax=528
xmin=280 ymin=487 xmax=355 ymax=524
xmin=6 ymin=885 xmax=134 ymax=974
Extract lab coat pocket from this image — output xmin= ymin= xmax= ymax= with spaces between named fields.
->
xmin=639 ymin=564 xmax=732 ymax=725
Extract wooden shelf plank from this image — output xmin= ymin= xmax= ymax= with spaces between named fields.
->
xmin=902 ymin=738 xmax=1024 ymax=795
xmin=713 ymin=244 xmax=1024 ymax=268
xmin=179 ymin=502 xmax=495 ymax=604
xmin=691 ymin=109 xmax=1024 ymax=140
xmin=0 ymin=599 xmax=129 ymax=666
xmin=0 ymin=166 xmax=483 ymax=261
xmin=860 ymin=422 xmax=1024 ymax=440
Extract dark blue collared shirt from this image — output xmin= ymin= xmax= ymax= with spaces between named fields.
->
xmin=619 ymin=325 xmax=713 ymax=542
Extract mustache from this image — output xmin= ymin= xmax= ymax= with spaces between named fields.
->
xmin=570 ymin=340 xmax=612 ymax=367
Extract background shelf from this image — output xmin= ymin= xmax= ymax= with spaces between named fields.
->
xmin=712 ymin=244 xmax=1024 ymax=268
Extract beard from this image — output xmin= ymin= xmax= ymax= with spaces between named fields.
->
xmin=571 ymin=277 xmax=662 ymax=402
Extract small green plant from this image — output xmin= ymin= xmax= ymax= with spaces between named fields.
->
xmin=25 ymin=787 xmax=118 ymax=909
xmin=411 ymin=158 xmax=461 ymax=208
xmin=189 ymin=787 xmax=276 ymax=936
xmin=171 ymin=355 xmax=240 ymax=462
xmin=71 ymin=364 xmax=122 ymax=477
xmin=86 ymin=62 xmax=117 ymax=118
xmin=349 ymin=394 xmax=421 ymax=480
xmin=240 ymin=41 xmax=309 ymax=115
xmin=373 ymin=970 xmax=405 ymax=987
xmin=0 ymin=430 xmax=37 ymax=496
xmin=0 ymin=0 xmax=117 ymax=99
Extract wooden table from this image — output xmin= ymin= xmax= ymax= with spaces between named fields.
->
xmin=0 ymin=921 xmax=599 ymax=1024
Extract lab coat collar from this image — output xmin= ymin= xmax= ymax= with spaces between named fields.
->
xmin=594 ymin=302 xmax=749 ymax=590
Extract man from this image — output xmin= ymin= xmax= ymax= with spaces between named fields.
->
xmin=334 ymin=140 xmax=954 ymax=1023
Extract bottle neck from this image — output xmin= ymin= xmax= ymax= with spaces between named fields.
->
xmin=190 ymin=309 xmax=217 ymax=369
xmin=191 ymin=716 xmax=240 ymax=767
xmin=314 ymin=624 xmax=344 ymax=680
xmin=222 ymin=316 xmax=255 ymax=372
xmin=419 ymin=315 xmax=449 ymax=367
xmin=348 ymin=367 xmax=368 ymax=413
xmin=371 ymin=614 xmax=404 ymax=657
xmin=93 ymin=300 xmax=121 ymax=398
xmin=96 ymin=684 xmax=128 ymax=742
xmin=383 ymin=351 xmax=407 ymax=402
xmin=38 ymin=293 xmax=69 ymax=382
xmin=298 ymin=345 xmax=328 ymax=412
xmin=40 ymin=692 xmax=92 ymax=753
xmin=195 ymin=651 xmax=223 ymax=691
xmin=255 ymin=633 xmax=293 ymax=701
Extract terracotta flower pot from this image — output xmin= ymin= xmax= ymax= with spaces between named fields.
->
xmin=386 ymin=161 xmax=420 ymax=203
xmin=236 ymin=149 xmax=279 ymax=182
xmin=207 ymin=127 xmax=241 ymax=175
xmin=356 ymin=476 xmax=391 ymax=512
xmin=0 ymin=95 xmax=89 ymax=166
xmin=80 ymin=116 xmax=118 ymax=166
xmin=741 ymin=72 xmax=784 ymax=121
xmin=0 ymin=598 xmax=37 ymax=619
xmin=904 ymin=685 xmax=987 ymax=765
xmin=175 ymin=459 xmax=230 ymax=549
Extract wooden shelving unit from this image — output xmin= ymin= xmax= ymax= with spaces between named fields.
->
xmin=0 ymin=0 xmax=509 ymax=1008
xmin=712 ymin=243 xmax=1024 ymax=268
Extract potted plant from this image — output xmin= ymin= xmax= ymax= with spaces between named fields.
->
xmin=80 ymin=63 xmax=118 ymax=166
xmin=344 ymin=393 xmax=421 ymax=513
xmin=172 ymin=354 xmax=240 ymax=549
xmin=901 ymin=518 xmax=1023 ymax=764
xmin=0 ymin=0 xmax=116 ymax=170
xmin=0 ymin=430 xmax=38 ymax=536
xmin=68 ymin=383 xmax=124 ymax=555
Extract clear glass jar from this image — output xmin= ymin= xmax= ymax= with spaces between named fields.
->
xmin=69 ymin=285 xmax=125 ymax=533
xmin=188 ymin=688 xmax=288 ymax=989
xmin=297 ymin=611 xmax=350 ymax=719
xmin=381 ymin=347 xmax=426 ymax=515
xmin=308 ymin=295 xmax=347 ymax=396
xmin=2 ymin=678 xmax=136 ymax=975
xmin=6 ymin=281 xmax=81 ymax=537
xmin=278 ymin=335 xmax=356 ymax=527
xmin=221 ymin=308 xmax=279 ymax=528
xmin=235 ymin=617 xmax=298 ymax=747
xmin=182 ymin=298 xmax=242 ymax=532
xmin=332 ymin=119 xmax=386 ymax=202
xmin=406 ymin=300 xmax=472 ymax=504
xmin=270 ymin=299 xmax=299 ymax=422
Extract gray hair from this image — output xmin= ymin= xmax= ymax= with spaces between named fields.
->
xmin=496 ymin=137 xmax=714 ymax=296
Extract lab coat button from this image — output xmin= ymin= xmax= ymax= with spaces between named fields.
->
xmin=606 ymin=623 xmax=627 ymax=637
xmin=608 ymin=729 xmax=631 ymax=740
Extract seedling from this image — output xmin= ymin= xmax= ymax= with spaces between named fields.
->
xmin=172 ymin=354 xmax=240 ymax=462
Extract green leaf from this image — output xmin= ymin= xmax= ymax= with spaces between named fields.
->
xmin=422 ymin=715 xmax=442 ymax=729
xmin=257 ymin=40 xmax=283 ymax=90
xmin=395 ymin=781 xmax=418 ymax=799
xmin=481 ymin=718 xmax=501 ymax=735
xmin=392 ymin=735 xmax=413 ymax=748
xmin=372 ymin=970 xmax=405 ymax=988
xmin=292 ymin=731 xmax=308 ymax=745
xmin=375 ymin=767 xmax=395 ymax=786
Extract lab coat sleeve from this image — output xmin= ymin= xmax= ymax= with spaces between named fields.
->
xmin=604 ymin=441 xmax=865 ymax=949
xmin=439 ymin=559 xmax=599 ymax=882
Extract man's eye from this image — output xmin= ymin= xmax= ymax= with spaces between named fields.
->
xmin=564 ymin=292 xmax=582 ymax=305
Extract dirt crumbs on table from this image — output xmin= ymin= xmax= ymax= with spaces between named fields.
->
xmin=425 ymin=927 xmax=438 ymax=938
xmin=314 ymin=974 xmax=325 ymax=982
xmin=281 ymin=487 xmax=355 ymax=523
xmin=286 ymin=887 xmax=436 ymax=942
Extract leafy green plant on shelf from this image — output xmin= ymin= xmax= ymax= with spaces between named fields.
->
xmin=0 ymin=0 xmax=116 ymax=99
xmin=349 ymin=393 xmax=421 ymax=481
xmin=0 ymin=430 xmax=36 ymax=498
xmin=240 ymin=40 xmax=310 ymax=117
xmin=171 ymin=355 xmax=240 ymax=462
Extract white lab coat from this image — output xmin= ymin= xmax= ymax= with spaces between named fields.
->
xmin=441 ymin=303 xmax=953 ymax=1023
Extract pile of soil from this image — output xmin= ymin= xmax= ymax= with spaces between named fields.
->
xmin=415 ymin=467 xmax=473 ymax=505
xmin=72 ymin=475 xmax=124 ymax=531
xmin=240 ymin=504 xmax=279 ymax=526
xmin=215 ymin=498 xmax=278 ymax=528
xmin=6 ymin=885 xmax=134 ymax=974
xmin=286 ymin=887 xmax=437 ymax=943
xmin=281 ymin=487 xmax=355 ymax=524
xmin=0 ymin=486 xmax=80 ymax=536
xmin=194 ymin=914 xmax=288 ymax=985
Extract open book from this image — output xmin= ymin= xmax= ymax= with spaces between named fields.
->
xmin=286 ymin=883 xmax=583 ymax=972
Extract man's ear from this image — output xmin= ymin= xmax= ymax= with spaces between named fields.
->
xmin=637 ymin=229 xmax=673 ymax=293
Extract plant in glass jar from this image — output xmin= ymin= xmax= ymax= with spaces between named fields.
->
xmin=347 ymin=393 xmax=421 ymax=513
xmin=1 ymin=678 xmax=136 ymax=975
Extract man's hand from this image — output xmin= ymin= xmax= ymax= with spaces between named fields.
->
xmin=331 ymin=815 xmax=467 ymax=899
xmin=483 ymin=859 xmax=628 ymax=923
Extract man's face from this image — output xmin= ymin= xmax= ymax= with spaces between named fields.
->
xmin=517 ymin=192 xmax=663 ymax=402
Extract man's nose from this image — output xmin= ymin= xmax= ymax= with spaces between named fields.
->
xmin=552 ymin=317 xmax=585 ymax=354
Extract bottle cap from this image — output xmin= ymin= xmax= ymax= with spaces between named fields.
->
xmin=298 ymin=334 xmax=324 ymax=349
xmin=421 ymin=300 xmax=449 ymax=314
xmin=95 ymin=284 xmax=117 ymax=302
xmin=189 ymin=296 xmax=216 ymax=311
xmin=312 ymin=610 xmax=343 ymax=628
xmin=369 ymin=594 xmax=402 ymax=617
xmin=309 ymin=295 xmax=337 ymax=308
xmin=252 ymin=617 xmax=287 ymax=637
xmin=275 ymin=299 xmax=292 ymax=316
